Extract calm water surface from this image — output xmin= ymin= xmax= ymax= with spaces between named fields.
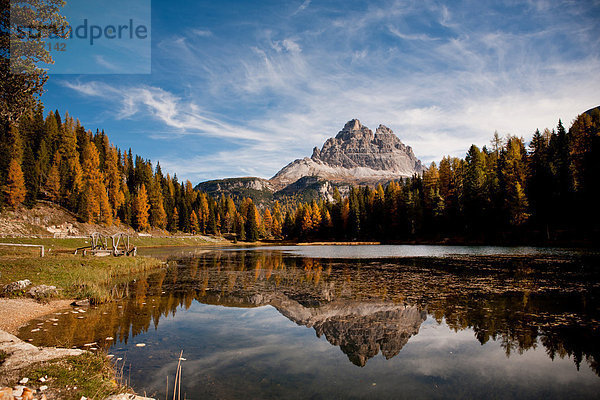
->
xmin=21 ymin=246 xmax=600 ymax=399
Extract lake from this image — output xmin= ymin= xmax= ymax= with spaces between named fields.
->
xmin=20 ymin=245 xmax=600 ymax=399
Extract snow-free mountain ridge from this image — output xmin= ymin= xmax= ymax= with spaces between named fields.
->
xmin=195 ymin=119 xmax=423 ymax=204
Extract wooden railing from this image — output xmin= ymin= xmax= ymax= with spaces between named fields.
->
xmin=0 ymin=243 xmax=45 ymax=257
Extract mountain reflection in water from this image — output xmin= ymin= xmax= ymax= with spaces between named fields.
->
xmin=21 ymin=248 xmax=600 ymax=376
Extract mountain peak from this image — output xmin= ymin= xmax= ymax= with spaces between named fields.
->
xmin=271 ymin=120 xmax=423 ymax=189
xmin=344 ymin=119 xmax=362 ymax=131
xmin=336 ymin=119 xmax=373 ymax=141
xmin=375 ymin=124 xmax=394 ymax=136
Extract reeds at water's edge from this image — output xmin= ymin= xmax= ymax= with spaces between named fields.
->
xmin=165 ymin=350 xmax=184 ymax=400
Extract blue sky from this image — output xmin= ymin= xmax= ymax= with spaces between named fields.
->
xmin=40 ymin=0 xmax=600 ymax=183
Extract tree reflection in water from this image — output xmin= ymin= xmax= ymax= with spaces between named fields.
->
xmin=20 ymin=249 xmax=600 ymax=374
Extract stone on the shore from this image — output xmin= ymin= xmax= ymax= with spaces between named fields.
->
xmin=21 ymin=387 xmax=33 ymax=400
xmin=0 ymin=330 xmax=84 ymax=371
xmin=27 ymin=285 xmax=58 ymax=299
xmin=2 ymin=280 xmax=32 ymax=295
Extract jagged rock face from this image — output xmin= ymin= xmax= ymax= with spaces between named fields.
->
xmin=271 ymin=119 xmax=423 ymax=188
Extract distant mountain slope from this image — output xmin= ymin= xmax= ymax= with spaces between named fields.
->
xmin=194 ymin=177 xmax=275 ymax=203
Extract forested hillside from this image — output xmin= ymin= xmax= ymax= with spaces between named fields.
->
xmin=0 ymin=104 xmax=283 ymax=240
xmin=0 ymin=104 xmax=598 ymax=243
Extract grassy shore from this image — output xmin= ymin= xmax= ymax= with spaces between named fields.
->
xmin=0 ymin=251 xmax=163 ymax=303
xmin=0 ymin=235 xmax=238 ymax=303
xmin=1 ymin=351 xmax=129 ymax=400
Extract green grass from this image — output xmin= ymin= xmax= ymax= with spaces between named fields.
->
xmin=18 ymin=352 xmax=127 ymax=400
xmin=0 ymin=253 xmax=163 ymax=303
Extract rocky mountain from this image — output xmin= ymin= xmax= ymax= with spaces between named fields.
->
xmin=270 ymin=119 xmax=423 ymax=189
xmin=195 ymin=119 xmax=423 ymax=204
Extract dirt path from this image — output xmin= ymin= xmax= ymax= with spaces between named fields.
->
xmin=0 ymin=298 xmax=73 ymax=335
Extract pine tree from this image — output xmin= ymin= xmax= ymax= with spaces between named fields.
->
xmin=321 ymin=209 xmax=333 ymax=235
xmin=271 ymin=201 xmax=283 ymax=238
xmin=44 ymin=157 xmax=61 ymax=202
xmin=190 ymin=210 xmax=199 ymax=233
xmin=80 ymin=141 xmax=112 ymax=225
xmin=58 ymin=114 xmax=82 ymax=208
xmin=235 ymin=211 xmax=246 ymax=241
xmin=245 ymin=202 xmax=259 ymax=242
xmin=463 ymin=145 xmax=486 ymax=233
xmin=310 ymin=202 xmax=321 ymax=233
xmin=133 ymin=184 xmax=151 ymax=231
xmin=44 ymin=112 xmax=60 ymax=155
xmin=508 ymin=182 xmax=530 ymax=226
xmin=283 ymin=212 xmax=295 ymax=238
xmin=170 ymin=206 xmax=180 ymax=232
xmin=22 ymin=143 xmax=38 ymax=205
xmin=149 ymin=176 xmax=167 ymax=229
xmin=104 ymin=146 xmax=124 ymax=217
xmin=501 ymin=136 xmax=528 ymax=229
xmin=438 ymin=156 xmax=453 ymax=201
xmin=300 ymin=206 xmax=313 ymax=238
xmin=199 ymin=194 xmax=209 ymax=233
xmin=36 ymin=138 xmax=50 ymax=187
xmin=5 ymin=159 xmax=26 ymax=207
xmin=263 ymin=208 xmax=273 ymax=237
xmin=527 ymin=128 xmax=552 ymax=235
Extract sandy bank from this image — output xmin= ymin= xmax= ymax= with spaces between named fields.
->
xmin=0 ymin=298 xmax=73 ymax=335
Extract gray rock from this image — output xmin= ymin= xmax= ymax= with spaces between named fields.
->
xmin=2 ymin=279 xmax=32 ymax=295
xmin=27 ymin=285 xmax=58 ymax=299
xmin=0 ymin=329 xmax=84 ymax=372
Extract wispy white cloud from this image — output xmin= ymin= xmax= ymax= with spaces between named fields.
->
xmin=388 ymin=26 xmax=439 ymax=41
xmin=94 ymin=55 xmax=120 ymax=71
xmin=62 ymin=81 xmax=275 ymax=144
xmin=191 ymin=29 xmax=213 ymax=37
xmin=292 ymin=0 xmax=312 ymax=15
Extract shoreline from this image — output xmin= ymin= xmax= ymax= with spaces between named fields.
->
xmin=0 ymin=298 xmax=154 ymax=399
xmin=0 ymin=298 xmax=74 ymax=335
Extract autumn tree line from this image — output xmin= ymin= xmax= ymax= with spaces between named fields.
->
xmin=1 ymin=105 xmax=599 ymax=243
xmin=283 ymin=109 xmax=600 ymax=243
xmin=0 ymin=105 xmax=287 ymax=240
